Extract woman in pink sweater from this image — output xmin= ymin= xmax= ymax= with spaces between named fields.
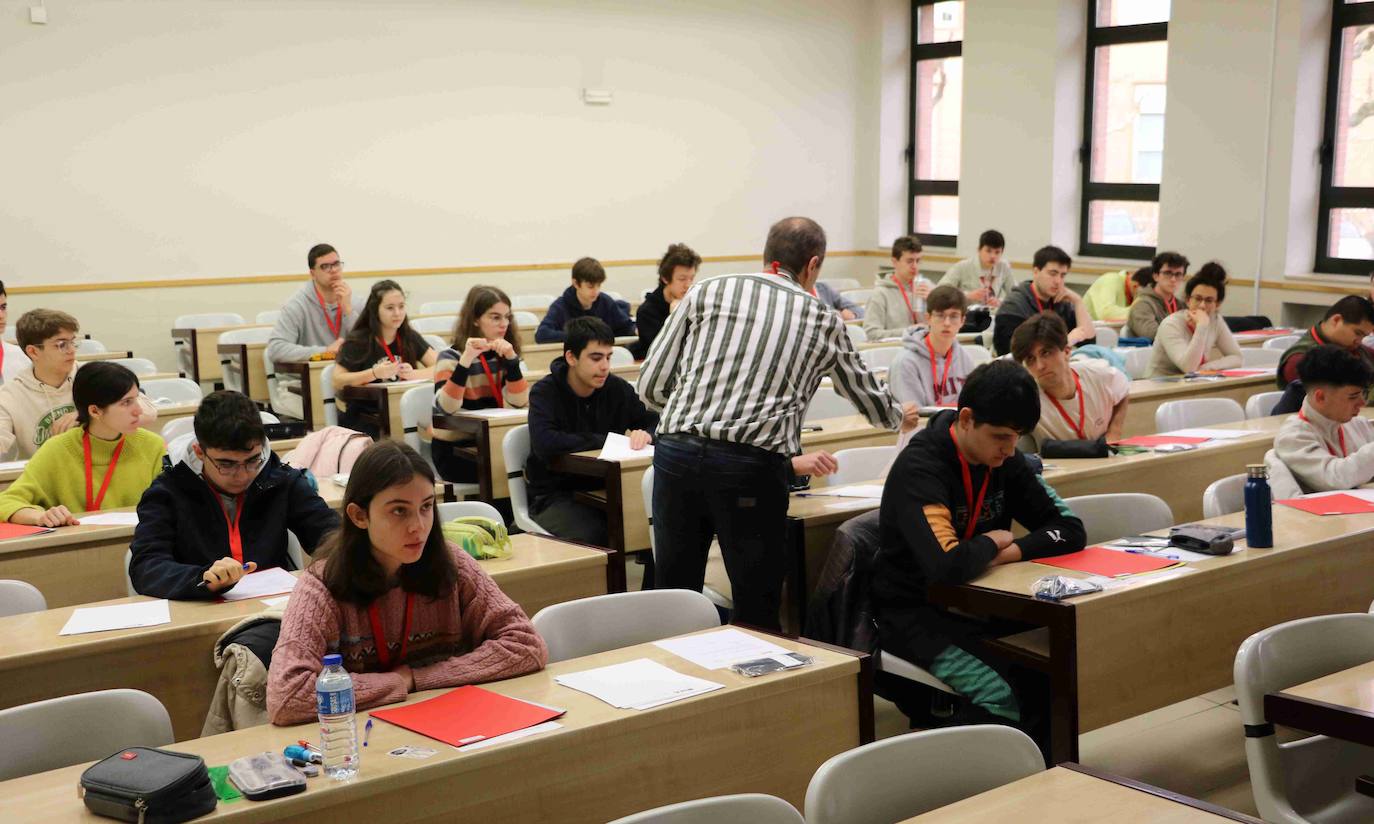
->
xmin=267 ymin=441 xmax=547 ymax=725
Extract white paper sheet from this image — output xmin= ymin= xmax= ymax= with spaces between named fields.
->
xmin=60 ymin=600 xmax=171 ymax=635
xmin=457 ymin=721 xmax=563 ymax=751
xmin=1096 ymin=543 xmax=1217 ymax=564
xmin=220 ymin=567 xmax=299 ymax=601
xmin=596 ymin=432 xmax=654 ymax=462
xmin=1166 ymin=428 xmax=1261 ymax=440
xmin=260 ymin=595 xmax=292 ymax=609
xmin=77 ymin=512 xmax=140 ymax=526
xmin=0 ymin=460 xmax=27 ymax=471
xmin=653 ymin=628 xmax=790 ymax=670
xmin=822 ymin=484 xmax=885 ymax=499
xmin=461 ymin=408 xmax=526 ymax=418
xmin=554 ymin=658 xmax=724 ymax=709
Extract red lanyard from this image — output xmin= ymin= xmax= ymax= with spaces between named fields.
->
xmin=1298 ymin=410 xmax=1347 ymax=457
xmin=894 ymin=278 xmax=918 ymax=324
xmin=478 ymin=353 xmax=504 ymax=408
xmin=948 ymin=424 xmax=991 ymax=540
xmin=378 ymin=335 xmax=403 ymax=364
xmin=208 ymin=482 xmax=246 ymax=563
xmin=1030 ymin=283 xmax=1047 ymax=313
xmin=1311 ymin=325 xmax=1325 ymax=345
xmin=368 ymin=593 xmax=415 ymax=671
xmin=926 ymin=339 xmax=955 ymax=405
xmin=314 ymin=288 xmax=343 ymax=338
xmin=1045 ymin=370 xmax=1087 ymax=440
xmin=83 ymin=431 xmax=125 ymax=512
xmin=1165 ymin=295 xmax=1178 ymax=314
xmin=1124 ymin=279 xmax=1134 ymax=305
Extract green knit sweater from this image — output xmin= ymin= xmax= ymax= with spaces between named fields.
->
xmin=0 ymin=427 xmax=167 ymax=521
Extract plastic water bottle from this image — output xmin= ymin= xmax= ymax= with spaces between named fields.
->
xmin=1244 ymin=464 xmax=1273 ymax=549
xmin=316 ymin=654 xmax=358 ymax=780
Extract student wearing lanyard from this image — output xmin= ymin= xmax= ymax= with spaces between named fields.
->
xmin=264 ymin=244 xmax=365 ymax=366
xmin=432 ymin=286 xmax=530 ymax=484
xmin=937 ymin=229 xmax=1016 ymax=309
xmin=1010 ymin=313 xmax=1131 ymax=452
xmin=1275 ymin=295 xmax=1374 ymax=395
xmin=265 ymin=441 xmax=546 ymax=725
xmin=333 ymin=280 xmax=437 ymax=439
xmin=0 ymin=362 xmax=165 ymax=527
xmin=991 ymin=245 xmax=1094 ymax=356
xmin=1124 ymin=251 xmax=1190 ymax=341
xmin=1268 ymin=345 xmax=1374 ymax=495
xmin=870 ymin=361 xmax=1085 ymax=740
xmin=1146 ymin=264 xmax=1244 ymax=377
xmin=863 ymin=235 xmax=936 ymax=341
xmin=129 ymin=391 xmax=340 ymax=600
xmin=890 ymin=286 xmax=977 ymax=407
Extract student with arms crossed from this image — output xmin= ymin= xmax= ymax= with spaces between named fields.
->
xmin=0 ymin=362 xmax=165 ymax=527
xmin=266 ymin=244 xmax=364 ymax=364
xmin=871 ymin=361 xmax=1085 ymax=735
xmin=992 ymin=245 xmax=1094 ymax=356
xmin=1147 ymin=264 xmax=1243 ymax=377
xmin=633 ymin=243 xmax=700 ymax=358
xmin=267 ymin=441 xmax=546 ymax=724
xmin=129 ymin=390 xmax=340 ymax=600
xmin=1011 ymin=313 xmax=1130 ymax=451
xmin=938 ymin=229 xmax=1016 ymax=309
xmin=864 ymin=235 xmax=935 ymax=340
xmin=1276 ymin=295 xmax=1374 ymax=395
xmin=526 ymin=317 xmax=657 ymax=546
xmin=889 ymin=286 xmax=977 ymax=407
xmin=535 ymin=257 xmax=637 ymax=344
xmin=1267 ymin=345 xmax=1374 ymax=493
xmin=332 ymin=279 xmax=436 ymax=439
xmin=1125 ymin=252 xmax=1190 ymax=340
xmin=431 ymin=285 xmax=528 ymax=484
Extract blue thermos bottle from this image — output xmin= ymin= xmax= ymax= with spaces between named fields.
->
xmin=1244 ymin=464 xmax=1273 ymax=548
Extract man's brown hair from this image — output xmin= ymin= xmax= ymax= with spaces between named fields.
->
xmin=571 ymin=257 xmax=607 ymax=285
xmin=891 ymin=235 xmax=923 ymax=260
xmin=17 ymin=309 xmax=79 ymax=352
xmin=1009 ymin=312 xmax=1070 ymax=364
xmin=926 ymin=285 xmax=967 ymax=316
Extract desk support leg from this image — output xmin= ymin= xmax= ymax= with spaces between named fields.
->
xmin=605 ymin=469 xmax=628 ymax=593
xmin=1048 ymin=610 xmax=1079 ymax=765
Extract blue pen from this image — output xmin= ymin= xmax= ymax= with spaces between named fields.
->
xmin=196 ymin=564 xmax=251 ymax=588
xmin=363 ymin=718 xmax=373 ymax=747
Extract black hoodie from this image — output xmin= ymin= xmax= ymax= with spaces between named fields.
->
xmin=632 ymin=285 xmax=671 ymax=359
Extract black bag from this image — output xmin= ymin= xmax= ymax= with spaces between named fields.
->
xmin=959 ymin=307 xmax=992 ymax=333
xmin=80 ymin=747 xmax=217 ymax=824
xmin=1040 ymin=436 xmax=1110 ymax=459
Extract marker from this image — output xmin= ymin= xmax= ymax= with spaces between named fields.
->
xmin=363 ymin=718 xmax=373 ymax=748
xmin=284 ymin=745 xmax=322 ymax=764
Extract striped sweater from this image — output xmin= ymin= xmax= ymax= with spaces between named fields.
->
xmin=433 ymin=347 xmax=530 ymax=417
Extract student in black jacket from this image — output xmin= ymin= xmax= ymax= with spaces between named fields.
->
xmin=872 ymin=360 xmax=1085 ymax=736
xmin=535 ymin=257 xmax=638 ymax=344
xmin=129 ymin=390 xmax=340 ymax=600
xmin=526 ymin=317 xmax=658 ymax=546
xmin=632 ymin=243 xmax=700 ymax=359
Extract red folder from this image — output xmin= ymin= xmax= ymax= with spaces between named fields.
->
xmin=1113 ymin=434 xmax=1211 ymax=448
xmin=1218 ymin=369 xmax=1271 ymax=377
xmin=1276 ymin=494 xmax=1374 ymax=516
xmin=0 ymin=522 xmax=53 ymax=541
xmin=368 ymin=685 xmax=564 ymax=747
xmin=1033 ymin=546 xmax=1181 ymax=577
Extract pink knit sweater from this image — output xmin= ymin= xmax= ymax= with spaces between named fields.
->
xmin=266 ymin=541 xmax=548 ymax=725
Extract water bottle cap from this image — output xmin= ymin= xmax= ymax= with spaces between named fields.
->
xmin=322 ymin=653 xmax=342 ymax=666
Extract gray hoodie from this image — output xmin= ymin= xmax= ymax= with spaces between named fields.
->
xmin=888 ymin=326 xmax=977 ymax=407
xmin=862 ymin=274 xmax=935 ymax=341
xmin=265 ymin=281 xmax=365 ymax=364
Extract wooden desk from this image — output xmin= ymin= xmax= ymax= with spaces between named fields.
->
xmin=902 ymin=763 xmax=1261 ymax=823
xmin=172 ymin=325 xmax=269 ymax=384
xmin=1234 ymin=328 xmax=1297 ymax=348
xmin=273 ymin=359 xmax=332 ymax=429
xmin=1123 ymin=373 xmax=1275 ymax=437
xmin=144 ymin=401 xmax=200 ymax=437
xmin=0 ymin=522 xmax=137 ymax=608
xmin=336 ymin=379 xmax=430 ymax=443
xmin=74 ymin=350 xmax=133 ymax=363
xmin=217 ymin=340 xmax=271 ymax=404
xmin=0 ymin=630 xmax=869 ymax=822
xmin=434 ymin=409 xmax=528 ymax=500
xmin=520 ymin=335 xmax=641 ymax=366
xmin=1265 ymin=659 xmax=1374 ymax=748
xmin=0 ymin=534 xmax=612 ymax=740
xmin=524 ymin=362 xmax=641 ymax=384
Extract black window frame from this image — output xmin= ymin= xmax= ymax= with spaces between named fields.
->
xmin=1316 ymin=0 xmax=1374 ymax=276
xmin=907 ymin=0 xmax=961 ymax=248
xmin=1078 ymin=4 xmax=1168 ymax=260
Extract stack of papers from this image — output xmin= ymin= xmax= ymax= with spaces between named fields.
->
xmin=555 ymin=658 xmax=724 ymax=709
xmin=60 ymin=600 xmax=170 ymax=636
xmin=1114 ymin=434 xmax=1211 ymax=449
xmin=220 ymin=568 xmax=298 ymax=601
xmin=0 ymin=460 xmax=27 ymax=472
xmin=77 ymin=512 xmax=140 ymax=526
xmin=653 ymin=628 xmax=790 ymax=669
xmin=597 ymin=432 xmax=654 ymax=461
xmin=817 ymin=484 xmax=884 ymax=499
xmin=462 ymin=407 xmax=526 ymax=418
xmin=1166 ymin=428 xmax=1259 ymax=441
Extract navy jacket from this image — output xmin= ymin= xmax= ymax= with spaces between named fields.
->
xmin=129 ymin=452 xmax=340 ymax=600
xmin=631 ymin=286 xmax=670 ymax=359
xmin=535 ymin=286 xmax=637 ymax=343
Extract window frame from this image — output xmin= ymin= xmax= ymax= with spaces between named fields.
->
xmin=1316 ymin=0 xmax=1374 ymax=276
xmin=1078 ymin=5 xmax=1168 ymax=260
xmin=907 ymin=0 xmax=962 ymax=248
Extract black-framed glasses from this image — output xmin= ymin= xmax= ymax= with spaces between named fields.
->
xmin=318 ymin=261 xmax=345 ymax=273
xmin=207 ymin=454 xmax=266 ymax=475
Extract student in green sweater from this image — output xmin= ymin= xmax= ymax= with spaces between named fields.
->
xmin=0 ymin=361 xmax=166 ymax=527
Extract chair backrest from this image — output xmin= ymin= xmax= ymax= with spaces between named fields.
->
xmin=860 ymin=346 xmax=901 ymax=371
xmin=965 ymin=344 xmax=992 ymax=365
xmin=842 ymin=288 xmax=875 ymax=306
xmin=159 ymin=417 xmax=196 ymax=444
xmin=805 ymin=387 xmax=860 ymax=423
xmin=1115 ymin=346 xmax=1153 ymax=379
xmin=423 ymin=334 xmax=447 ymax=353
xmin=437 ymin=500 xmax=504 ymax=524
xmin=502 ymin=425 xmax=548 ymax=535
xmin=531 ymin=590 xmax=721 ymax=663
xmin=110 ymin=358 xmax=159 ymax=377
xmin=821 ymin=277 xmax=861 ymax=292
xmin=642 ymin=466 xmax=656 ymax=553
xmin=255 ymin=310 xmax=282 ymax=325
xmin=1063 ymin=493 xmax=1174 ymax=545
xmin=410 ymin=316 xmax=456 ymax=334
xmin=220 ymin=326 xmax=273 ymax=346
xmin=610 ymin=346 xmax=635 ymax=366
xmin=142 ymin=378 xmax=203 ymax=406
xmin=1234 ymin=613 xmax=1374 ymax=823
xmin=845 ymin=325 xmax=868 ymax=346
xmin=1262 ymin=335 xmax=1300 ymax=350
xmin=260 ymin=411 xmax=280 ymax=424
xmin=514 ymin=310 xmax=539 ymax=328
xmin=1094 ymin=326 xmax=1119 ymax=347
xmin=830 ymin=446 xmax=897 ymax=486
xmin=608 ymin=794 xmax=803 ymax=824
xmin=286 ymin=531 xmax=305 ymax=569
xmin=0 ymin=689 xmax=173 ymax=781
xmin=1202 ymin=473 xmax=1247 ymax=519
xmin=123 ymin=549 xmax=136 ymax=597
xmin=419 ymin=300 xmax=465 ymax=316
xmin=512 ymin=294 xmax=555 ymax=309
xmin=82 ymin=338 xmax=109 ymax=354
xmin=1245 ymin=390 xmax=1284 ymax=420
xmin=1155 ymin=398 xmax=1245 ymax=432
xmin=262 ymin=348 xmax=303 ymax=421
xmin=174 ymin=313 xmax=245 ymax=328
xmin=320 ymin=364 xmax=337 ymax=426
xmin=399 ymin=384 xmax=434 ymax=459
xmin=1241 ymin=347 xmax=1282 ymax=368
xmin=804 ymin=726 xmax=1044 ymax=824
xmin=0 ymin=579 xmax=46 ymax=617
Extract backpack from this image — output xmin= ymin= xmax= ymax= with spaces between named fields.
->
xmin=441 ymin=516 xmax=512 ymax=560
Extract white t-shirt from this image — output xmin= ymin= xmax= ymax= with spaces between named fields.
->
xmin=1032 ymin=359 xmax=1130 ymax=448
xmin=0 ymin=342 xmax=31 ymax=386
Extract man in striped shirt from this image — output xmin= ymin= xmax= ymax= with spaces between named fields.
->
xmin=640 ymin=216 xmax=919 ymax=629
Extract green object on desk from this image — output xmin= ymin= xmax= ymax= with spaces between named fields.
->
xmin=1114 ymin=445 xmax=1148 ymax=456
xmin=208 ymin=765 xmax=242 ymax=803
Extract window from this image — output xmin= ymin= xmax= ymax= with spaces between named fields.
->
xmin=1317 ymin=1 xmax=1374 ymax=274
xmin=908 ymin=0 xmax=963 ymax=246
xmin=1079 ymin=0 xmax=1170 ymax=259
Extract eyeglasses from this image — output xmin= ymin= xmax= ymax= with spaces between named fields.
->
xmin=930 ymin=311 xmax=965 ymax=325
xmin=318 ymin=261 xmax=345 ymax=273
xmin=1159 ymin=271 xmax=1188 ymax=280
xmin=1188 ymin=295 xmax=1218 ymax=307
xmin=37 ymin=338 xmax=82 ymax=353
xmin=207 ymin=454 xmax=266 ymax=475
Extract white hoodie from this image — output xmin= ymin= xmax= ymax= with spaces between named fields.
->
xmin=0 ymin=365 xmax=158 ymax=460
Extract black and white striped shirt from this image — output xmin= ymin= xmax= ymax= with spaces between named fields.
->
xmin=639 ymin=272 xmax=903 ymax=455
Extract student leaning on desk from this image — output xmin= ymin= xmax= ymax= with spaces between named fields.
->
xmin=267 ymin=440 xmax=547 ymax=724
xmin=1266 ymin=344 xmax=1374 ymax=497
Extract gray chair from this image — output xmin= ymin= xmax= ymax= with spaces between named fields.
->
xmin=0 ymin=689 xmax=173 ymax=781
xmin=1234 ymin=613 xmax=1374 ymax=823
xmin=804 ymin=726 xmax=1043 ymax=824
xmin=608 ymin=794 xmax=803 ymax=824
xmin=504 ymin=425 xmax=550 ymax=536
xmin=1063 ymin=493 xmax=1173 ymax=546
xmin=1155 ymin=398 xmax=1245 ymax=431
xmin=1203 ymin=473 xmax=1248 ymax=519
xmin=1246 ymin=390 xmax=1285 ymax=420
xmin=0 ymin=579 xmax=46 ymax=617
xmin=530 ymin=590 xmax=720 ymax=663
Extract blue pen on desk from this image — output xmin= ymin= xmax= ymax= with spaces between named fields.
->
xmin=1125 ymin=549 xmax=1180 ymax=560
xmin=363 ymin=717 xmax=373 ymax=747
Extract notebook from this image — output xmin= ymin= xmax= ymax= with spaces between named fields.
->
xmin=1112 ymin=434 xmax=1212 ymax=448
xmin=1276 ymin=494 xmax=1374 ymax=516
xmin=369 ymin=686 xmax=565 ymax=748
xmin=1033 ymin=546 xmax=1182 ymax=578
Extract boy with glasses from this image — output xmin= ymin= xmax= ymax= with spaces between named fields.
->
xmin=0 ymin=309 xmax=158 ymax=459
xmin=889 ymin=286 xmax=978 ymax=407
xmin=265 ymin=243 xmax=365 ymax=363
xmin=1125 ymin=251 xmax=1190 ymax=341
xmin=130 ymin=390 xmax=339 ymax=600
xmin=1147 ymin=264 xmax=1243 ymax=377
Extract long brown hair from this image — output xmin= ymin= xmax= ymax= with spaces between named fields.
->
xmin=318 ymin=441 xmax=457 ymax=605
xmin=450 ymin=285 xmax=522 ymax=357
xmin=342 ymin=279 xmax=425 ymax=366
